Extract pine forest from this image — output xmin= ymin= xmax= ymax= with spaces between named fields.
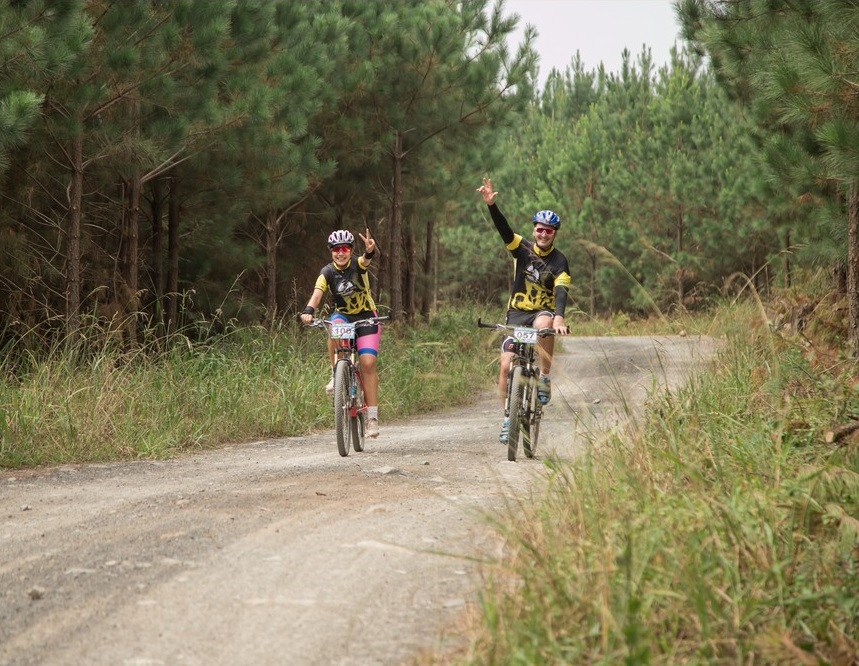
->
xmin=1 ymin=0 xmax=857 ymax=352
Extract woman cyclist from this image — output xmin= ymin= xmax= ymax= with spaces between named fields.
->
xmin=299 ymin=228 xmax=382 ymax=438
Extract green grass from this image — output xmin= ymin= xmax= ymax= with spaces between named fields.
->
xmin=0 ymin=306 xmax=498 ymax=467
xmin=456 ymin=298 xmax=859 ymax=664
xmin=0 ymin=301 xmax=734 ymax=468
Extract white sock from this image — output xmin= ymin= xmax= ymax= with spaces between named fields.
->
xmin=367 ymin=406 xmax=378 ymax=420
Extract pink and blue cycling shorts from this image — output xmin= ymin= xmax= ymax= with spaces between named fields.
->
xmin=329 ymin=311 xmax=381 ymax=357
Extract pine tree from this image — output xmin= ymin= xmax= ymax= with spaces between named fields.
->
xmin=680 ymin=0 xmax=859 ymax=354
xmin=0 ymin=1 xmax=91 ymax=337
xmin=0 ymin=0 xmax=87 ymax=179
xmin=332 ymin=0 xmax=535 ymax=321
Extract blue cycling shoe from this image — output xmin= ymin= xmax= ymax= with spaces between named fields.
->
xmin=498 ymin=418 xmax=510 ymax=444
xmin=537 ymin=375 xmax=552 ymax=405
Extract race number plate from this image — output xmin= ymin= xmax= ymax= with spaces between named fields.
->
xmin=330 ymin=323 xmax=355 ymax=340
xmin=513 ymin=327 xmax=537 ymax=344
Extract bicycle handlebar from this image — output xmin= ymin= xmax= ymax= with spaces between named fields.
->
xmin=476 ymin=317 xmax=555 ymax=337
xmin=304 ymin=315 xmax=389 ymax=330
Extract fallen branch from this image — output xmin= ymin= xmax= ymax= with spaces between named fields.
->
xmin=824 ymin=419 xmax=859 ymax=445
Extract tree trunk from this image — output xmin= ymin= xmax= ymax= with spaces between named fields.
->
xmin=119 ymin=179 xmax=129 ymax=290
xmin=264 ymin=209 xmax=280 ymax=329
xmin=834 ymin=261 xmax=847 ymax=296
xmin=783 ymin=228 xmax=792 ymax=289
xmin=150 ymin=179 xmax=164 ymax=331
xmin=127 ymin=174 xmax=140 ymax=298
xmin=847 ymin=181 xmax=859 ymax=357
xmin=376 ymin=215 xmax=389 ymax=310
xmin=420 ymin=216 xmax=435 ymax=320
xmin=589 ymin=251 xmax=597 ymax=317
xmin=166 ymin=173 xmax=180 ymax=336
xmin=405 ymin=230 xmax=416 ymax=324
xmin=124 ymin=172 xmax=141 ymax=348
xmin=676 ymin=205 xmax=685 ymax=308
xmin=66 ymin=133 xmax=84 ymax=345
xmin=389 ymin=131 xmax=404 ymax=321
xmin=432 ymin=224 xmax=438 ymax=314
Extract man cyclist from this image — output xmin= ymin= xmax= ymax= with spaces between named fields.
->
xmin=299 ymin=228 xmax=382 ymax=438
xmin=476 ymin=177 xmax=571 ymax=443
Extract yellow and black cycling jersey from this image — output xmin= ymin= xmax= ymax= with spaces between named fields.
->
xmin=488 ymin=204 xmax=571 ymax=315
xmin=314 ymin=257 xmax=377 ymax=316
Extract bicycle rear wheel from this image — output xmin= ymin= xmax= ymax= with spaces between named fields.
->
xmin=507 ymin=365 xmax=525 ymax=461
xmin=333 ymin=360 xmax=352 ymax=457
xmin=351 ymin=373 xmax=365 ymax=453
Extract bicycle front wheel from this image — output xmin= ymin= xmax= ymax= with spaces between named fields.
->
xmin=507 ymin=365 xmax=525 ymax=461
xmin=523 ymin=378 xmax=540 ymax=459
xmin=333 ymin=360 xmax=352 ymax=457
xmin=351 ymin=372 xmax=365 ymax=453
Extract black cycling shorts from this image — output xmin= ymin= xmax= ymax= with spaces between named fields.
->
xmin=500 ymin=309 xmax=553 ymax=353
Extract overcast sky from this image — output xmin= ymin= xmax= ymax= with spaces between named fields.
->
xmin=503 ymin=0 xmax=684 ymax=86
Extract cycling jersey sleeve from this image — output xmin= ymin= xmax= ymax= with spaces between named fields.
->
xmin=314 ymin=270 xmax=329 ymax=293
xmin=553 ymin=284 xmax=569 ymax=317
xmin=488 ymin=203 xmax=515 ymax=245
xmin=553 ymin=268 xmax=571 ymax=317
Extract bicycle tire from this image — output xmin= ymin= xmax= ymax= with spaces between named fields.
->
xmin=522 ymin=376 xmax=535 ymax=458
xmin=351 ymin=372 xmax=365 ymax=453
xmin=531 ymin=402 xmax=541 ymax=457
xmin=523 ymin=377 xmax=540 ymax=458
xmin=334 ymin=360 xmax=351 ymax=457
xmin=507 ymin=365 xmax=525 ymax=461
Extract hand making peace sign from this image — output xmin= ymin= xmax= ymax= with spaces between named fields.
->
xmin=359 ymin=228 xmax=376 ymax=257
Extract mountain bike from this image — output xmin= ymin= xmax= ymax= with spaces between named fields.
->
xmin=305 ymin=315 xmax=387 ymax=457
xmin=477 ymin=318 xmax=555 ymax=462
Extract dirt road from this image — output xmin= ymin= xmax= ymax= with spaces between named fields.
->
xmin=1 ymin=335 xmax=717 ymax=666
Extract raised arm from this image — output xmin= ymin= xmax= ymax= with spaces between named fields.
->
xmin=476 ymin=177 xmax=514 ymax=245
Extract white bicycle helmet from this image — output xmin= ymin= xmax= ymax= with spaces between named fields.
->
xmin=327 ymin=229 xmax=354 ymax=248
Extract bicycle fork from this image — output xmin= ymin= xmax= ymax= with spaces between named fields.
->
xmin=503 ymin=367 xmax=515 ymax=419
xmin=504 ymin=364 xmax=525 ymax=420
xmin=520 ymin=366 xmax=540 ymax=425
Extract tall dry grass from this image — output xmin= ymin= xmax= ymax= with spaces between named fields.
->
xmin=0 ymin=306 xmax=496 ymax=467
xmin=460 ymin=297 xmax=858 ymax=664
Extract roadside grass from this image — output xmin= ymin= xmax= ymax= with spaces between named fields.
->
xmin=0 ymin=303 xmax=725 ymax=469
xmin=458 ymin=298 xmax=859 ymax=664
xmin=0 ymin=306 xmax=498 ymax=468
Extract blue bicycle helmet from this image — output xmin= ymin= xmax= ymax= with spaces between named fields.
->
xmin=532 ymin=210 xmax=560 ymax=228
